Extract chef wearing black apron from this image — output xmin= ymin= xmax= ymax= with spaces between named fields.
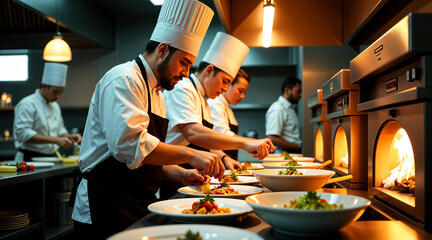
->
xmin=70 ymin=57 xmax=168 ymax=239
xmin=70 ymin=0 xmax=215 ymax=239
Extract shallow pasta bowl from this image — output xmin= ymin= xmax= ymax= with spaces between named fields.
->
xmin=245 ymin=192 xmax=370 ymax=236
xmin=252 ymin=169 xmax=335 ymax=191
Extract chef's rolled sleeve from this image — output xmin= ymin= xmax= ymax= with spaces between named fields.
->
xmin=13 ymin=102 xmax=38 ymax=142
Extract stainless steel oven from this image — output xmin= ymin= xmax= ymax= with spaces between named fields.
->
xmin=350 ymin=13 xmax=432 ymax=232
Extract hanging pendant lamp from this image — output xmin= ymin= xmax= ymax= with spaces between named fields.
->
xmin=43 ymin=0 xmax=72 ymax=62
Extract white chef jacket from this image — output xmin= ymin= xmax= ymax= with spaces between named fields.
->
xmin=13 ymin=89 xmax=68 ymax=160
xmin=207 ymin=94 xmax=237 ymax=137
xmin=265 ymin=96 xmax=302 ymax=153
xmin=72 ymin=55 xmax=164 ymax=224
xmin=164 ymin=74 xmax=212 ymax=146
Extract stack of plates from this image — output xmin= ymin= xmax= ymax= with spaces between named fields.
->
xmin=0 ymin=210 xmax=29 ymax=231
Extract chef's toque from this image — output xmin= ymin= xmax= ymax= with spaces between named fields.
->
xmin=41 ymin=62 xmax=68 ymax=87
xmin=150 ymin=0 xmax=214 ymax=57
xmin=202 ymin=32 xmax=250 ymax=78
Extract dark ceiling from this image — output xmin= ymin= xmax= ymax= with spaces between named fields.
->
xmin=0 ymin=0 xmax=218 ymax=49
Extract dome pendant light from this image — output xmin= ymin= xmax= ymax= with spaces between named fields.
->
xmin=43 ymin=0 xmax=72 ymax=62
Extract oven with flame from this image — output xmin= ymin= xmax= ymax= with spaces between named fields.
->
xmin=350 ymin=13 xmax=432 ymax=232
xmin=307 ymin=89 xmax=331 ymax=163
xmin=322 ymin=69 xmax=368 ymax=189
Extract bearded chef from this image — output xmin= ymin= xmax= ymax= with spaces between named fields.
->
xmin=207 ymin=68 xmax=250 ymax=160
xmin=161 ymin=32 xmax=275 ymax=199
xmin=13 ymin=62 xmax=82 ymax=162
xmin=69 ymin=0 xmax=223 ymax=239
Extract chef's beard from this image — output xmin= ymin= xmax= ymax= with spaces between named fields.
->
xmin=288 ymin=92 xmax=299 ymax=104
xmin=157 ymin=55 xmax=181 ymax=91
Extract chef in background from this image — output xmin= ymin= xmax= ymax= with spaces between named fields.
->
xmin=162 ymin=32 xmax=274 ymax=199
xmin=208 ymin=69 xmax=250 ymax=160
xmin=13 ymin=62 xmax=82 ymax=162
xmin=70 ymin=1 xmax=220 ymax=239
xmin=265 ymin=77 xmax=302 ymax=153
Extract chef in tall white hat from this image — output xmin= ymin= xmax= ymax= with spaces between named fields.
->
xmin=70 ymin=0 xmax=225 ymax=239
xmin=161 ymin=32 xmax=275 ymax=199
xmin=13 ymin=62 xmax=82 ymax=162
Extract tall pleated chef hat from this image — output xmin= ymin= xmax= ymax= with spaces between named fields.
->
xmin=202 ymin=32 xmax=250 ymax=78
xmin=150 ymin=0 xmax=214 ymax=57
xmin=41 ymin=62 xmax=68 ymax=87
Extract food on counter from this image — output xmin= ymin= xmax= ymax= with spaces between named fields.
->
xmin=283 ymin=151 xmax=294 ymax=160
xmin=200 ymin=182 xmax=211 ymax=194
xmin=182 ymin=194 xmax=231 ymax=214
xmin=233 ymin=166 xmax=251 ymax=175
xmin=281 ymin=159 xmax=301 ymax=167
xmin=283 ymin=191 xmax=344 ymax=210
xmin=0 ymin=162 xmax=34 ymax=172
xmin=221 ymin=172 xmax=241 ymax=182
xmin=243 ymin=160 xmax=253 ymax=168
xmin=177 ymin=230 xmax=203 ymax=240
xmin=195 ymin=181 xmax=239 ymax=195
xmin=277 ymin=167 xmax=302 ymax=175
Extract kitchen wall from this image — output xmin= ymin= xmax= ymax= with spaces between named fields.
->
xmin=301 ymin=45 xmax=358 ymax=158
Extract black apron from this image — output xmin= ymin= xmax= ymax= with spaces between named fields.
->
xmin=70 ymin=56 xmax=168 ymax=237
xmin=223 ymin=106 xmax=239 ymax=159
xmin=159 ymin=77 xmax=214 ymax=200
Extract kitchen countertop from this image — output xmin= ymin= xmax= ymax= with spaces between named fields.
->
xmin=0 ymin=161 xmax=78 ymax=187
xmin=126 ymin=188 xmax=432 ymax=240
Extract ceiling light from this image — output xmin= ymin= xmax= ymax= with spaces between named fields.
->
xmin=43 ymin=0 xmax=71 ymax=62
xmin=150 ymin=0 xmax=164 ymax=6
xmin=263 ymin=0 xmax=275 ymax=48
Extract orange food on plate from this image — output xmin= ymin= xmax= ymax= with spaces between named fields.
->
xmin=233 ymin=166 xmax=251 ymax=175
xmin=221 ymin=172 xmax=241 ymax=182
xmin=243 ymin=160 xmax=253 ymax=168
xmin=181 ymin=195 xmax=231 ymax=214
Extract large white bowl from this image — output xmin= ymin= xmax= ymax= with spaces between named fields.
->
xmin=252 ymin=169 xmax=335 ymax=191
xmin=245 ymin=192 xmax=370 ymax=236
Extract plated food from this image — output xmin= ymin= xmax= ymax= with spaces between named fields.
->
xmin=178 ymin=185 xmax=264 ymax=198
xmin=277 ymin=167 xmax=303 ymax=175
xmin=245 ymin=191 xmax=370 ymax=236
xmin=252 ymin=169 xmax=335 ymax=191
xmin=241 ymin=161 xmax=263 ymax=170
xmin=182 ymin=195 xmax=231 ymax=215
xmin=107 ymin=224 xmax=264 ymax=240
xmin=284 ymin=191 xmax=344 ymax=210
xmin=147 ymin=198 xmax=252 ymax=223
xmin=210 ymin=176 xmax=259 ymax=185
xmin=263 ymin=161 xmax=323 ymax=169
xmin=221 ymin=172 xmax=242 ymax=182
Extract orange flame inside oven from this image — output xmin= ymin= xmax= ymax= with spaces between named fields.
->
xmin=382 ymin=128 xmax=415 ymax=189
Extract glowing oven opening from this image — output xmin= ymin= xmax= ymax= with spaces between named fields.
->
xmin=375 ymin=121 xmax=415 ymax=207
xmin=315 ymin=128 xmax=323 ymax=162
xmin=334 ymin=126 xmax=348 ymax=174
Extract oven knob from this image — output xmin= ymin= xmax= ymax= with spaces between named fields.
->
xmin=411 ymin=67 xmax=421 ymax=81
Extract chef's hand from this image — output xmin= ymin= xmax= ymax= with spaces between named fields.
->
xmin=189 ymin=150 xmax=225 ymax=180
xmin=223 ymin=156 xmax=242 ymax=171
xmin=68 ymin=133 xmax=82 ymax=144
xmin=56 ymin=137 xmax=74 ymax=149
xmin=180 ymin=169 xmax=211 ymax=186
xmin=243 ymin=138 xmax=275 ymax=160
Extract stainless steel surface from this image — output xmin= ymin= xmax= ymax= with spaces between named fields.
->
xmin=350 ymin=13 xmax=432 ymax=84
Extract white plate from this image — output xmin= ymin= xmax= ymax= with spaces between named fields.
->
xmin=31 ymin=157 xmax=62 ymax=162
xmin=210 ymin=176 xmax=259 ymax=185
xmin=242 ymin=163 xmax=264 ymax=170
xmin=178 ymin=185 xmax=264 ymax=198
xmin=147 ymin=198 xmax=253 ymax=223
xmin=263 ymin=162 xmax=323 ymax=169
xmin=108 ymin=224 xmax=264 ymax=240
xmin=27 ymin=162 xmax=55 ymax=168
xmin=225 ymin=169 xmax=254 ymax=176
